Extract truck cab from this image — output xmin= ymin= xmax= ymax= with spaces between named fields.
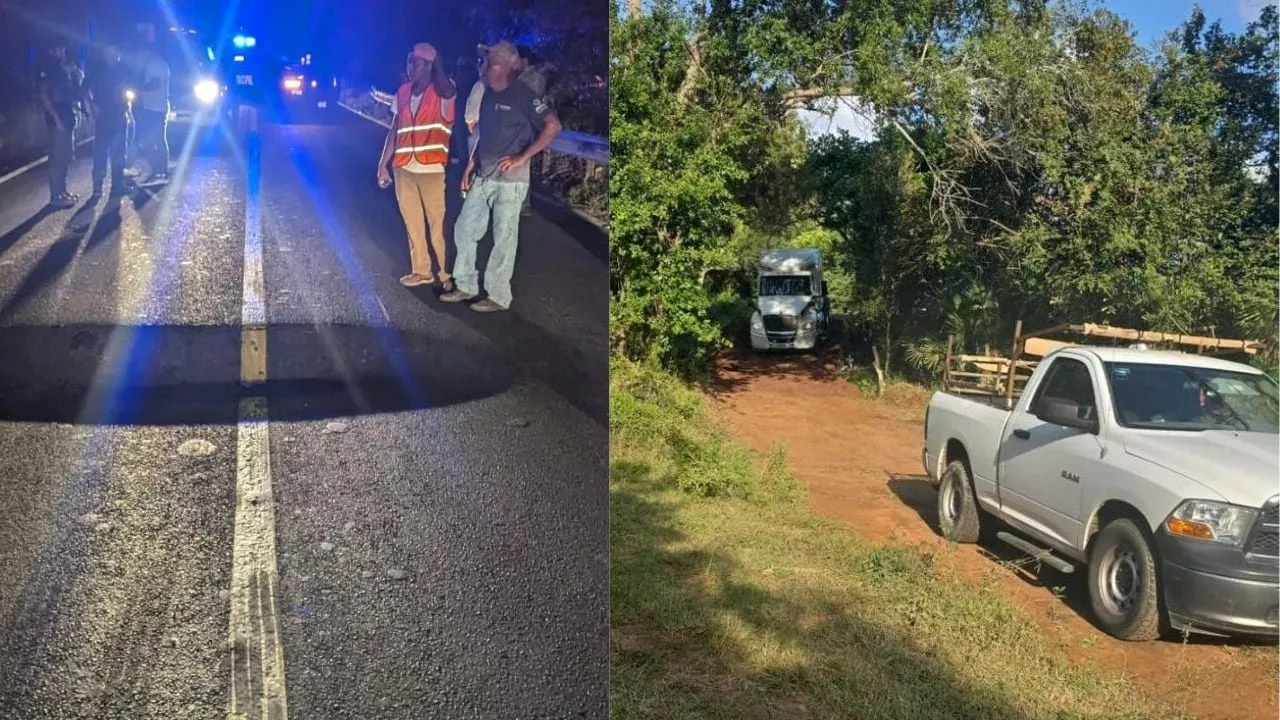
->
xmin=748 ymin=248 xmax=830 ymax=351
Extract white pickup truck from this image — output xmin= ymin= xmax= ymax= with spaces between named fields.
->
xmin=923 ymin=345 xmax=1279 ymax=641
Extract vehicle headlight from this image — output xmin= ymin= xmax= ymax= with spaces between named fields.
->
xmin=283 ymin=77 xmax=303 ymax=91
xmin=1165 ymin=500 xmax=1259 ymax=546
xmin=750 ymin=314 xmax=763 ymax=331
xmin=124 ymin=89 xmax=136 ymax=102
xmin=194 ymin=79 xmax=219 ymax=104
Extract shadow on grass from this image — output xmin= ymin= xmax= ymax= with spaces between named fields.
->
xmin=612 ymin=459 xmax=1035 ymax=720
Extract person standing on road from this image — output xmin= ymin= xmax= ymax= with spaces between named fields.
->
xmin=85 ymin=45 xmax=134 ymax=197
xmin=442 ymin=41 xmax=562 ymax=313
xmin=463 ymin=45 xmax=546 ymax=217
xmin=376 ymin=42 xmax=458 ymax=290
xmin=36 ymin=42 xmax=78 ymax=209
xmin=133 ymin=34 xmax=171 ymax=183
xmin=66 ymin=52 xmax=87 ymax=162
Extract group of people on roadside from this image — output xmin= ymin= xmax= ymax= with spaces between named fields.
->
xmin=378 ymin=40 xmax=561 ymax=313
xmin=37 ymin=32 xmax=171 ymax=208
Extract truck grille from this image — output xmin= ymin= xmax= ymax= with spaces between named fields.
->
xmin=762 ymin=315 xmax=798 ymax=332
xmin=762 ymin=314 xmax=798 ymax=343
xmin=1247 ymin=499 xmax=1279 ymax=558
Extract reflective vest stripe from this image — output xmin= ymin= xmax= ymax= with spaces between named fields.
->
xmin=392 ymin=83 xmax=454 ymax=168
xmin=397 ymin=124 xmax=452 ymax=135
xmin=394 ymin=144 xmax=450 ymax=153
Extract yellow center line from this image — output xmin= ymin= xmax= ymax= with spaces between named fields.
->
xmin=228 ymin=113 xmax=288 ymax=720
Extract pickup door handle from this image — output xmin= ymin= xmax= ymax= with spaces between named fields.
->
xmin=1012 ymin=429 xmax=1031 ymax=440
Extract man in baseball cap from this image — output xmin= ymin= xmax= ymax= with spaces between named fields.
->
xmin=376 ymin=42 xmax=459 ymax=290
xmin=442 ymin=41 xmax=561 ymax=312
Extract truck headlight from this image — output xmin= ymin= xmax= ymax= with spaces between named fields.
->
xmin=750 ymin=314 xmax=763 ymax=332
xmin=194 ymin=79 xmax=219 ymax=104
xmin=1165 ymin=500 xmax=1259 ymax=546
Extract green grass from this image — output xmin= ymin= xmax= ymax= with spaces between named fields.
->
xmin=610 ymin=357 xmax=1189 ymax=720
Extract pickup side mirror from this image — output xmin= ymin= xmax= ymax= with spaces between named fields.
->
xmin=1033 ymin=397 xmax=1099 ymax=434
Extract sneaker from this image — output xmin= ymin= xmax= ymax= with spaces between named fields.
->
xmin=49 ymin=195 xmax=75 ymax=209
xmin=469 ymin=298 xmax=507 ymax=313
xmin=399 ymin=273 xmax=432 ymax=288
xmin=439 ymin=289 xmax=476 ymax=304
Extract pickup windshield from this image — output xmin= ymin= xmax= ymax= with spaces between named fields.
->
xmin=1104 ymin=362 xmax=1279 ymax=433
xmin=760 ymin=275 xmax=810 ymax=297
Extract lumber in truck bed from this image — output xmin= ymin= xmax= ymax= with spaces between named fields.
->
xmin=940 ymin=321 xmax=1265 ymax=410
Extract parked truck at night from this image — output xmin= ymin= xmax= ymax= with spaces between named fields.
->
xmin=923 ymin=336 xmax=1278 ymax=641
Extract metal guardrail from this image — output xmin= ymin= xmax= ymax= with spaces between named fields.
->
xmin=341 ymin=85 xmax=608 ymax=225
xmin=364 ymin=86 xmax=608 ymax=165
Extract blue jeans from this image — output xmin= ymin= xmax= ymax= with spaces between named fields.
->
xmin=452 ymin=177 xmax=529 ymax=309
xmin=47 ymin=117 xmax=74 ymax=198
xmin=92 ymin=123 xmax=127 ymax=189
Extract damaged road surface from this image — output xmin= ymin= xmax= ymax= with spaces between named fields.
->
xmin=0 ymin=113 xmax=608 ymax=719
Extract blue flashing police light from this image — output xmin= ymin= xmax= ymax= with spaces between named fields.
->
xmin=232 ymin=35 xmax=256 ymax=49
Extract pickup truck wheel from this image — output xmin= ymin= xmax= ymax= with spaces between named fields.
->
xmin=937 ymin=460 xmax=984 ymax=543
xmin=1087 ymin=519 xmax=1163 ymax=641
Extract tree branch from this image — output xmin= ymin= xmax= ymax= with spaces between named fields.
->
xmin=676 ymin=31 xmax=706 ymax=106
xmin=783 ymin=85 xmax=859 ymax=108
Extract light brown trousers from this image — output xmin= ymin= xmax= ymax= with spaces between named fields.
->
xmin=393 ymin=169 xmax=449 ymax=282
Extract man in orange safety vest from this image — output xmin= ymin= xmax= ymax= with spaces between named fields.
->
xmin=377 ymin=42 xmax=458 ymax=289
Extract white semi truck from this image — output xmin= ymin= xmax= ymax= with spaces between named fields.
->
xmin=748 ymin=248 xmax=830 ymax=351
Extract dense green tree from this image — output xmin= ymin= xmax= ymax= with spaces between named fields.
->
xmin=611 ymin=0 xmax=1278 ymax=381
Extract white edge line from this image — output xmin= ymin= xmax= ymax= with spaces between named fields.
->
xmin=0 ymin=135 xmax=96 ymax=187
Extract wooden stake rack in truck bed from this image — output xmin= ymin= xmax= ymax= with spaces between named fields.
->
xmin=941 ymin=322 xmax=1266 ymax=410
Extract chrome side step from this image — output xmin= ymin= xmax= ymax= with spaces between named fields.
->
xmin=996 ymin=531 xmax=1076 ymax=574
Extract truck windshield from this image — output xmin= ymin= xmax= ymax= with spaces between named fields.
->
xmin=1105 ymin=362 xmax=1279 ymax=433
xmin=760 ymin=275 xmax=810 ymax=296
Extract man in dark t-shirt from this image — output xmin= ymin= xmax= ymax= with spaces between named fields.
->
xmin=37 ymin=42 xmax=78 ymax=208
xmin=442 ymin=41 xmax=562 ymax=313
xmin=85 ymin=45 xmax=133 ymax=196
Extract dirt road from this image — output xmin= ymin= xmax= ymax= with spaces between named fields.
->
xmin=708 ymin=350 xmax=1278 ymax=720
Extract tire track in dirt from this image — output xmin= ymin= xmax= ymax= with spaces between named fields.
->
xmin=707 ymin=350 xmax=1278 ymax=720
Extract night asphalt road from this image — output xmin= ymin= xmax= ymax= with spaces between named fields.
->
xmin=0 ymin=108 xmax=608 ymax=719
